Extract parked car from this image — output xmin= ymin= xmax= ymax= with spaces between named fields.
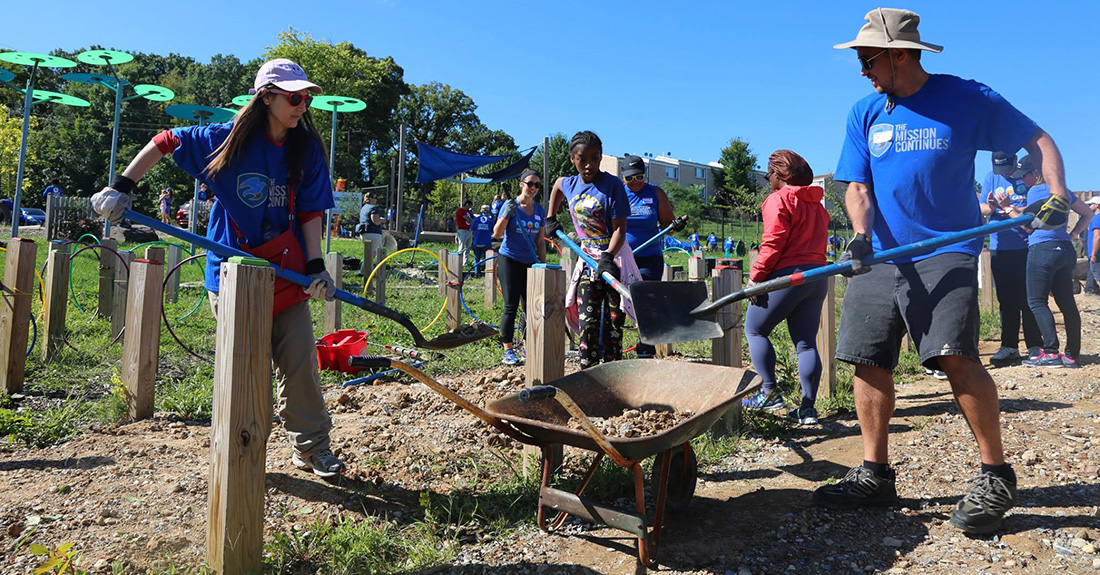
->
xmin=176 ymin=200 xmax=210 ymax=229
xmin=20 ymin=208 xmax=46 ymax=226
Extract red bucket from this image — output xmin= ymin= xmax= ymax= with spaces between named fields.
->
xmin=316 ymin=329 xmax=369 ymax=374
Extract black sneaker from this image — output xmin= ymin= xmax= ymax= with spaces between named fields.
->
xmin=813 ymin=465 xmax=899 ymax=510
xmin=949 ymin=471 xmax=1016 ymax=534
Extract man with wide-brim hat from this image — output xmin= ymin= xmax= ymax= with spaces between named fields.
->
xmin=817 ymin=7 xmax=1073 ymax=536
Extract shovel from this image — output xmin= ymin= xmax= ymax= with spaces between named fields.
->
xmin=123 ymin=209 xmax=496 ymax=350
xmin=629 ymin=215 xmax=689 ymax=255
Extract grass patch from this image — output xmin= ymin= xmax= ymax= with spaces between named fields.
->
xmin=0 ymin=399 xmax=90 ymax=449
xmin=156 ymin=365 xmax=214 ymax=421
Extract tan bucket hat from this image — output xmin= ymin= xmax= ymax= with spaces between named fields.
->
xmin=834 ymin=8 xmax=943 ymax=53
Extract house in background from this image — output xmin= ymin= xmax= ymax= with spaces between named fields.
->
xmin=600 ymin=153 xmax=770 ymax=204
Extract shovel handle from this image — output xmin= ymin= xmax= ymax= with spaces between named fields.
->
xmin=553 ymin=230 xmax=632 ymax=302
xmin=122 ymin=209 xmax=430 ymax=347
xmin=694 ymin=213 xmax=1036 ymax=317
xmin=631 ymin=215 xmax=687 ymax=254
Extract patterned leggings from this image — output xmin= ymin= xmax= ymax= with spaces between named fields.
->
xmin=577 ymin=273 xmax=624 ymax=369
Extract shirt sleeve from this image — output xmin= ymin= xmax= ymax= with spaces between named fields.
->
xmin=608 ymin=178 xmax=631 ymax=220
xmin=295 ymin=140 xmax=335 ymax=212
xmin=834 ymin=104 xmax=871 ymax=184
xmin=976 ymin=83 xmax=1038 ymax=155
xmin=981 ymin=173 xmax=994 ymax=203
xmin=170 ymin=124 xmax=221 ymax=181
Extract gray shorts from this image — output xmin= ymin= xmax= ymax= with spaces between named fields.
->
xmin=836 ymin=252 xmax=980 ymax=371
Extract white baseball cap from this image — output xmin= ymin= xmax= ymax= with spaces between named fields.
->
xmin=251 ymin=58 xmax=322 ymax=95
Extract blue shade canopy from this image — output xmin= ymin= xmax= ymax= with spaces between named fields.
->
xmin=0 ymin=68 xmax=13 ymax=83
xmin=0 ymin=52 xmax=76 ymax=68
xmin=466 ymin=147 xmax=536 ymax=183
xmin=311 ymin=95 xmax=366 ymax=113
xmin=231 ymin=94 xmax=253 ymax=107
xmin=75 ymin=49 xmax=134 ymax=66
xmin=415 ymin=142 xmax=515 ymax=183
xmin=62 ymin=72 xmax=129 ymax=89
xmin=29 ymin=90 xmax=90 ymax=107
xmin=165 ymin=104 xmax=236 ymax=123
xmin=133 ymin=84 xmax=175 ymax=102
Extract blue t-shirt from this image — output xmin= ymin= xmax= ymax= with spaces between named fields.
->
xmin=499 ymin=203 xmax=545 ymax=264
xmin=358 ymin=203 xmax=383 ymax=234
xmin=1026 ymin=183 xmax=1077 ymax=247
xmin=1087 ymin=212 xmax=1100 ymax=259
xmin=560 ymin=171 xmax=629 ymax=249
xmin=43 ymin=185 xmax=63 ymax=197
xmin=472 ymin=213 xmax=494 ymax=247
xmin=689 ymin=233 xmax=700 ymax=249
xmin=625 ymin=182 xmax=662 ymax=257
xmin=981 ymin=171 xmax=1029 ymax=251
xmin=490 ymin=200 xmax=502 ymax=219
xmin=707 ymin=233 xmax=717 ymax=246
xmin=834 ymin=74 xmax=1037 ymax=262
xmin=171 ymin=122 xmax=334 ymax=292
xmin=724 ymin=237 xmax=733 ymax=251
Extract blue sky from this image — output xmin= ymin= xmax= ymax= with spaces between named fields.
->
xmin=3 ymin=0 xmax=1098 ymax=190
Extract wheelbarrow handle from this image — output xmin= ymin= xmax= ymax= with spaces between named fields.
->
xmin=123 ymin=209 xmax=431 ymax=347
xmin=554 ymin=230 xmax=632 ymax=302
xmin=693 ymin=213 xmax=1036 ymax=317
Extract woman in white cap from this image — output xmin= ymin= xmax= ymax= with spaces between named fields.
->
xmin=91 ymin=58 xmax=346 ymax=477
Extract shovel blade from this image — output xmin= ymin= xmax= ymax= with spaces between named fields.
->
xmin=419 ymin=322 xmax=498 ymax=350
xmin=629 ymin=280 xmax=723 ymax=345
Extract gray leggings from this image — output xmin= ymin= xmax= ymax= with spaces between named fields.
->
xmin=743 ymin=264 xmax=827 ymax=409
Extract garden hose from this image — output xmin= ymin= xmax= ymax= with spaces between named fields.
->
xmin=363 ymin=247 xmax=447 ymax=332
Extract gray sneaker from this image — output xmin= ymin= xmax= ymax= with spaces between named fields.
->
xmin=949 ymin=471 xmax=1016 ymax=534
xmin=990 ymin=347 xmax=1022 ymax=367
xmin=292 ymin=449 xmax=346 ymax=478
xmin=813 ymin=465 xmax=898 ymax=510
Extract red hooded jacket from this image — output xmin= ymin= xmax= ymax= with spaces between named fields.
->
xmin=749 ymin=185 xmax=828 ymax=282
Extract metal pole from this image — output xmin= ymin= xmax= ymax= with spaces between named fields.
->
xmin=11 ymin=63 xmax=38 ymax=238
xmin=396 ymin=124 xmax=405 ymax=234
xmin=325 ymin=108 xmax=338 ymax=253
xmin=388 ymin=157 xmax=396 ymax=230
xmin=104 ymin=63 xmax=125 ymax=237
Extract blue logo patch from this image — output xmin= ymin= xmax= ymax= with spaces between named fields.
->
xmin=868 ymin=124 xmax=894 ymax=158
xmin=237 ymin=173 xmax=269 ymax=208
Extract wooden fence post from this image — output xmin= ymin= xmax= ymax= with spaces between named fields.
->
xmin=688 ymin=257 xmax=707 ymax=282
xmin=445 ymin=251 xmax=462 ymax=330
xmin=323 ymin=252 xmax=342 ymax=334
xmin=0 ymin=239 xmax=37 ymax=394
xmin=484 ymin=249 xmax=497 ymax=309
xmin=122 ymin=249 xmax=164 ymax=420
xmin=523 ymin=264 xmax=566 ymax=476
xmin=361 ymin=239 xmax=374 ymax=291
xmin=655 ymin=264 xmax=675 ymax=358
xmin=710 ymin=265 xmax=742 ymax=437
xmin=42 ymin=241 xmax=71 ymax=361
xmin=206 ymin=261 xmax=274 ymax=575
xmin=670 ymin=264 xmax=685 ymax=281
xmin=979 ymin=249 xmax=995 ymax=313
xmin=817 ymin=276 xmax=837 ymax=397
xmin=166 ymin=245 xmax=183 ymax=304
xmin=111 ymin=251 xmax=134 ymax=341
xmin=98 ymin=238 xmax=117 ymax=317
xmin=375 ymin=249 xmax=387 ymax=305
xmin=438 ymin=248 xmax=448 ymax=298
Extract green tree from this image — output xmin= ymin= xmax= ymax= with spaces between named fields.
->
xmin=714 ymin=137 xmax=762 ymax=210
xmin=663 ymin=182 xmax=706 ymax=226
xmin=0 ymin=104 xmax=38 ymax=199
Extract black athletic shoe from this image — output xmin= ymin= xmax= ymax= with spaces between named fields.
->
xmin=813 ymin=465 xmax=899 ymax=510
xmin=949 ymin=471 xmax=1016 ymax=534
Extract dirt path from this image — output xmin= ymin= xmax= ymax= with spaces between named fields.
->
xmin=3 ymin=300 xmax=1100 ymax=574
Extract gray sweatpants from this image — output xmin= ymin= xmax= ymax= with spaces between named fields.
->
xmin=208 ymin=292 xmax=332 ymax=457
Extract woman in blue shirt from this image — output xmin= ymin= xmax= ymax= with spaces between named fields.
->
xmin=1016 ymin=155 xmax=1092 ymax=368
xmin=493 ymin=169 xmax=546 ymax=365
xmin=620 ymin=153 xmax=675 ymax=358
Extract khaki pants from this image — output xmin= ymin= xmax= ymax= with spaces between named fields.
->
xmin=208 ymin=292 xmax=332 ymax=457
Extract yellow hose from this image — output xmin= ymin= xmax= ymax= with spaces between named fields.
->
xmin=363 ymin=247 xmax=447 ymax=332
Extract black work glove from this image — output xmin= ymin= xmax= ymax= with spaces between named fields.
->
xmin=838 ymin=233 xmax=873 ymax=277
xmin=596 ymin=252 xmax=620 ymax=281
xmin=670 ymin=215 xmax=688 ymax=232
xmin=545 ymin=217 xmax=563 ymax=239
xmin=498 ymin=199 xmax=518 ymax=221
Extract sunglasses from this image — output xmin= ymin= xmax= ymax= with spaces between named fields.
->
xmin=268 ymin=88 xmax=313 ymax=107
xmin=624 ymin=174 xmax=645 ymax=182
xmin=858 ymin=49 xmax=889 ymax=72
xmin=522 ymin=180 xmax=541 ymax=188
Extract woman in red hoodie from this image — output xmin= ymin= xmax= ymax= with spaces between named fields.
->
xmin=741 ymin=150 xmax=829 ymax=425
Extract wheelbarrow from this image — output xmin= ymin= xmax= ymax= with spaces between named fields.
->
xmin=348 ymin=356 xmax=760 ymax=567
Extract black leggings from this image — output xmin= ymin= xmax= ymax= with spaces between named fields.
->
xmin=497 ymin=255 xmax=530 ymax=344
xmin=991 ymin=249 xmax=1041 ymax=350
xmin=1026 ymin=241 xmax=1080 ymax=358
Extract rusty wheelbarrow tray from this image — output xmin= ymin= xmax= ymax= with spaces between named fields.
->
xmin=349 ymin=356 xmax=760 ymax=567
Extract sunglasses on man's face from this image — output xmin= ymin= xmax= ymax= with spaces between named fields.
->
xmin=858 ymin=49 xmax=889 ymax=72
xmin=269 ymin=88 xmax=313 ymax=107
xmin=624 ymin=174 xmax=645 ymax=182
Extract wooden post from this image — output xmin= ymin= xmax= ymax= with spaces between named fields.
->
xmin=111 ymin=251 xmax=134 ymax=341
xmin=0 ymin=239 xmax=37 ymax=394
xmin=44 ymin=194 xmax=55 ymax=241
xmin=375 ymin=249 xmax=387 ymax=305
xmin=145 ymin=247 xmax=165 ymax=265
xmin=361 ymin=239 xmax=374 ymax=291
xmin=323 ymin=252 xmax=342 ymax=334
xmin=122 ymin=252 xmax=164 ymax=420
xmin=438 ymin=248 xmax=448 ymax=298
xmin=979 ymin=249 xmax=995 ymax=313
xmin=165 ymin=245 xmax=183 ymax=304
xmin=523 ymin=265 xmax=566 ymax=476
xmin=42 ymin=241 xmax=71 ymax=361
xmin=445 ymin=251 xmax=462 ymax=330
xmin=688 ymin=257 xmax=707 ymax=282
xmin=97 ymin=238 xmax=117 ymax=317
xmin=817 ymin=276 xmax=838 ymax=397
xmin=484 ymin=249 xmax=497 ymax=309
xmin=206 ymin=261 xmax=274 ymax=575
xmin=560 ymin=251 xmax=576 ymax=278
xmin=670 ymin=264 xmax=684 ymax=281
xmin=710 ymin=265 xmax=742 ymax=437
xmin=655 ymin=264 xmax=675 ymax=358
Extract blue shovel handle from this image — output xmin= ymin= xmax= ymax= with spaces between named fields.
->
xmin=554 ymin=230 xmax=632 ymax=302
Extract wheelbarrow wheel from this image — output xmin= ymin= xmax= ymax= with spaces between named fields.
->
xmin=651 ymin=444 xmax=697 ymax=514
